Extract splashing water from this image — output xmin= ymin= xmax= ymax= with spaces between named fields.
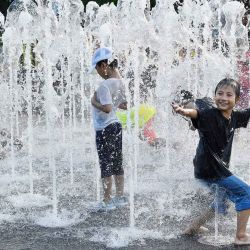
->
xmin=0 ymin=0 xmax=249 ymax=248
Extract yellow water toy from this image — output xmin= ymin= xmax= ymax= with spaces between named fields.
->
xmin=116 ymin=103 xmax=156 ymax=128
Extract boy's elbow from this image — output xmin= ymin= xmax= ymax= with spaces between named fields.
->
xmin=103 ymin=105 xmax=112 ymax=113
xmin=103 ymin=109 xmax=111 ymax=113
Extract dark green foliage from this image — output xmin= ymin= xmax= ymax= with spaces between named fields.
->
xmin=82 ymin=0 xmax=118 ymax=6
xmin=0 ymin=0 xmax=156 ymax=18
xmin=80 ymin=0 xmax=156 ymax=8
xmin=0 ymin=0 xmax=248 ymax=19
xmin=0 ymin=0 xmax=120 ymax=17
xmin=0 ymin=0 xmax=11 ymax=17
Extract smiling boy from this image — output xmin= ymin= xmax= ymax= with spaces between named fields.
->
xmin=172 ymin=78 xmax=250 ymax=245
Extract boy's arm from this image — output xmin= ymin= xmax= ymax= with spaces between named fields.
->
xmin=235 ymin=108 xmax=250 ymax=128
xmin=171 ymin=103 xmax=198 ymax=119
xmin=91 ymin=92 xmax=112 ymax=113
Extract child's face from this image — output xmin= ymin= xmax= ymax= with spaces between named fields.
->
xmin=214 ymin=85 xmax=238 ymax=112
xmin=95 ymin=63 xmax=107 ymax=79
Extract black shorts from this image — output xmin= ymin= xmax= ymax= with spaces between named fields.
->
xmin=96 ymin=122 xmax=124 ymax=178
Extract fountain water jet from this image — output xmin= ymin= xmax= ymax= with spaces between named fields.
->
xmin=0 ymin=0 xmax=249 ymax=248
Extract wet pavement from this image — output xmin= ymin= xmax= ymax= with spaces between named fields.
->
xmin=0 ymin=128 xmax=249 ymax=250
xmin=0 ymin=222 xmax=249 ymax=250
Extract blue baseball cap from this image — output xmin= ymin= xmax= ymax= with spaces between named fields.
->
xmin=89 ymin=47 xmax=112 ymax=73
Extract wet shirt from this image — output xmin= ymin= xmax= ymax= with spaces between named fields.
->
xmin=92 ymin=78 xmax=126 ymax=131
xmin=191 ymin=108 xmax=250 ymax=180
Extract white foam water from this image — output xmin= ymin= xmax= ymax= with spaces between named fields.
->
xmin=0 ymin=0 xmax=249 ymax=247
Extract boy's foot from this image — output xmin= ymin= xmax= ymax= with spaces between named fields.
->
xmin=93 ymin=200 xmax=116 ymax=212
xmin=234 ymin=234 xmax=250 ymax=245
xmin=183 ymin=226 xmax=209 ymax=236
xmin=112 ymin=196 xmax=129 ymax=208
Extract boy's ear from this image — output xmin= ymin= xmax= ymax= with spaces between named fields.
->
xmin=235 ymin=97 xmax=239 ymax=103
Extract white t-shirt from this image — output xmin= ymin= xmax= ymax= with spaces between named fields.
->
xmin=92 ymin=78 xmax=126 ymax=131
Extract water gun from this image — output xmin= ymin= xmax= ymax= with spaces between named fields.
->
xmin=116 ymin=103 xmax=156 ymax=128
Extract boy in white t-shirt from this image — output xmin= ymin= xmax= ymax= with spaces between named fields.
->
xmin=90 ymin=47 xmax=128 ymax=212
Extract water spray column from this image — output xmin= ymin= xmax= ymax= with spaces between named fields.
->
xmin=126 ymin=86 xmax=135 ymax=228
xmin=124 ymin=43 xmax=139 ymax=228
xmin=8 ymin=48 xmax=16 ymax=176
xmin=41 ymin=9 xmax=58 ymax=214
xmin=131 ymin=43 xmax=143 ymax=192
xmin=25 ymin=44 xmax=34 ymax=194
xmin=2 ymin=29 xmax=22 ymax=176
xmin=160 ymin=60 xmax=172 ymax=211
xmin=79 ymin=42 xmax=86 ymax=127
xmin=60 ymin=56 xmax=66 ymax=143
xmin=66 ymin=60 xmax=74 ymax=185
xmin=45 ymin=57 xmax=58 ymax=216
xmin=64 ymin=4 xmax=75 ymax=184
xmin=217 ymin=0 xmax=223 ymax=54
xmin=13 ymin=68 xmax=20 ymax=138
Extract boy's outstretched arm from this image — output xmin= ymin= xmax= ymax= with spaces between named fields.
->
xmin=171 ymin=103 xmax=198 ymax=119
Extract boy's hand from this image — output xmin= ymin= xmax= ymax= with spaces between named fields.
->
xmin=171 ymin=102 xmax=197 ymax=119
xmin=171 ymin=102 xmax=186 ymax=115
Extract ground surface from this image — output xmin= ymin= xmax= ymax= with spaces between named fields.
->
xmin=0 ymin=126 xmax=249 ymax=250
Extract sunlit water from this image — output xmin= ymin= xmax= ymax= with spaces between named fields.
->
xmin=0 ymin=0 xmax=249 ymax=248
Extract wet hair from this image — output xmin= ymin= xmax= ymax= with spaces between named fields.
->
xmin=215 ymin=78 xmax=241 ymax=99
xmin=96 ymin=59 xmax=118 ymax=69
xmin=108 ymin=59 xmax=118 ymax=69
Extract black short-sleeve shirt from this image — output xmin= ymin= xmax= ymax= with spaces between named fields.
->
xmin=191 ymin=107 xmax=250 ymax=180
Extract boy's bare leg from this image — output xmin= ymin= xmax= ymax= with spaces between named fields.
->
xmin=114 ymin=174 xmax=124 ymax=197
xmin=235 ymin=209 xmax=250 ymax=242
xmin=102 ymin=176 xmax=112 ymax=203
xmin=184 ymin=208 xmax=214 ymax=235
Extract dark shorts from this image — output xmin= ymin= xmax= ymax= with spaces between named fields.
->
xmin=96 ymin=122 xmax=123 ymax=178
